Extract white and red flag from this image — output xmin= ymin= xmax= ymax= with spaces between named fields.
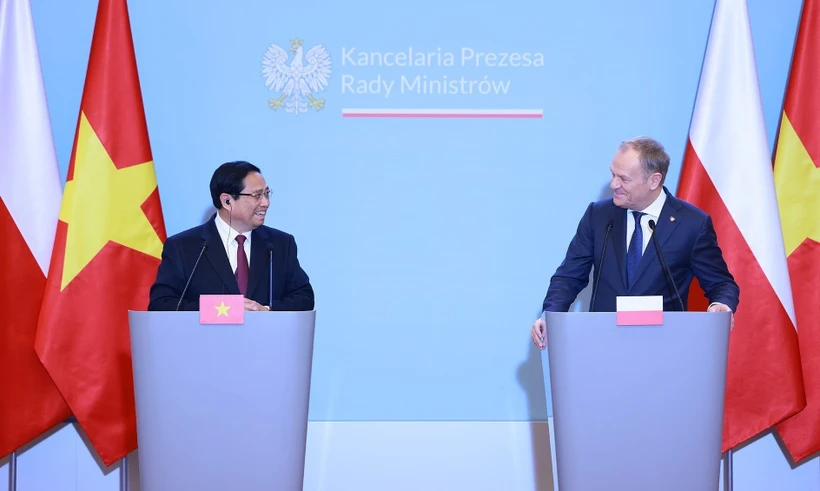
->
xmin=0 ymin=0 xmax=71 ymax=458
xmin=676 ymin=0 xmax=805 ymax=452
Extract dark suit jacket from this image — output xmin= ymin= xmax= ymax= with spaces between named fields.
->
xmin=542 ymin=188 xmax=739 ymax=312
xmin=148 ymin=215 xmax=314 ymax=311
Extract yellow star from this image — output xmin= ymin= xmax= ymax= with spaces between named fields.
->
xmin=214 ymin=301 xmax=231 ymax=317
xmin=59 ymin=112 xmax=163 ymax=291
xmin=774 ymin=113 xmax=820 ymax=256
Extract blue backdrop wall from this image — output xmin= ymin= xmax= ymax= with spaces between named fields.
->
xmin=29 ymin=0 xmax=803 ymax=425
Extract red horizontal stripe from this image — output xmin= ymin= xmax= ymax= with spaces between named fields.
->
xmin=342 ymin=113 xmax=542 ymax=119
xmin=0 ymin=200 xmax=70 ymax=456
xmin=616 ymin=310 xmax=663 ymax=326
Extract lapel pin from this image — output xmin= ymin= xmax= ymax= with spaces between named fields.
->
xmin=670 ymin=216 xmax=676 ymax=222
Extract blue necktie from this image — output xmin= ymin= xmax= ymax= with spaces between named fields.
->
xmin=627 ymin=211 xmax=645 ymax=287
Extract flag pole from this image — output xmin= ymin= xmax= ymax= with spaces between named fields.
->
xmin=8 ymin=450 xmax=17 ymax=491
xmin=120 ymin=456 xmax=128 ymax=491
xmin=723 ymin=449 xmax=733 ymax=491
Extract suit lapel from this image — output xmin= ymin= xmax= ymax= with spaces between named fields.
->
xmin=201 ymin=217 xmax=240 ymax=294
xmin=247 ymin=229 xmax=267 ymax=299
xmin=652 ymin=192 xmax=683 ymax=251
xmin=628 ymin=191 xmax=681 ymax=291
xmin=611 ymin=206 xmax=628 ymax=290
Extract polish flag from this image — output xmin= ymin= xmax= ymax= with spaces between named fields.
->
xmin=676 ymin=0 xmax=805 ymax=451
xmin=616 ymin=296 xmax=663 ymax=326
xmin=0 ymin=0 xmax=71 ymax=457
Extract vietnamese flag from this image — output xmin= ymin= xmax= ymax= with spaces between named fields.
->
xmin=0 ymin=0 xmax=71 ymax=457
xmin=34 ymin=0 xmax=166 ymax=465
xmin=773 ymin=0 xmax=820 ymax=463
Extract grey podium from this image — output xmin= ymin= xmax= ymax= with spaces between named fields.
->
xmin=128 ymin=310 xmax=316 ymax=491
xmin=541 ymin=311 xmax=731 ymax=491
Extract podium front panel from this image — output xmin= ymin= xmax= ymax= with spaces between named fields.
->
xmin=129 ymin=310 xmax=316 ymax=491
xmin=543 ymin=311 xmax=730 ymax=491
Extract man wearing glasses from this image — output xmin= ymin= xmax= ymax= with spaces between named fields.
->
xmin=148 ymin=161 xmax=314 ymax=312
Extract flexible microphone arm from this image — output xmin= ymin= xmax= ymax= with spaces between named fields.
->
xmin=648 ymin=220 xmax=684 ymax=311
xmin=267 ymin=242 xmax=275 ymax=310
xmin=590 ymin=222 xmax=613 ymax=312
xmin=176 ymin=241 xmax=209 ymax=311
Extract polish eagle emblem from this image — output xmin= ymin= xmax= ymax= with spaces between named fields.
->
xmin=262 ymin=38 xmax=332 ymax=114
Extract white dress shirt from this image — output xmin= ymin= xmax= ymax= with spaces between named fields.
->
xmin=625 ymin=190 xmax=667 ymax=253
xmin=214 ymin=214 xmax=251 ymax=273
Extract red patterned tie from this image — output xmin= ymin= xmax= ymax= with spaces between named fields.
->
xmin=235 ymin=235 xmax=249 ymax=296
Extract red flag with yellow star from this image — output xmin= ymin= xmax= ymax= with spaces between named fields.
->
xmin=773 ymin=0 xmax=820 ymax=463
xmin=34 ymin=0 xmax=166 ymax=466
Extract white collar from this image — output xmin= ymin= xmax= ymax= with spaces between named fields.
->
xmin=629 ymin=188 xmax=667 ymax=218
xmin=214 ymin=213 xmax=251 ymax=244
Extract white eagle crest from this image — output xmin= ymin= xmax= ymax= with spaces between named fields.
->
xmin=262 ymin=38 xmax=331 ymax=114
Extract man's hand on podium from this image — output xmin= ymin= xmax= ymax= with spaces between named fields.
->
xmin=707 ymin=302 xmax=734 ymax=330
xmin=531 ymin=317 xmax=546 ymax=350
xmin=244 ymin=298 xmax=271 ymax=311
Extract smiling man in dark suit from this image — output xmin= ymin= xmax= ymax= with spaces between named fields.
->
xmin=148 ymin=161 xmax=314 ymax=312
xmin=531 ymin=136 xmax=738 ymax=349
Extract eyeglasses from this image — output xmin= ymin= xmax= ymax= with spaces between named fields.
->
xmin=237 ymin=187 xmax=272 ymax=200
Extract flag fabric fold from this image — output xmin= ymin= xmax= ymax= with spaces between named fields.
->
xmin=773 ymin=0 xmax=820 ymax=463
xmin=34 ymin=0 xmax=166 ymax=466
xmin=0 ymin=0 xmax=71 ymax=458
xmin=677 ymin=0 xmax=805 ymax=452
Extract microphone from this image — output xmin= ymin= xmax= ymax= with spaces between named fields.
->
xmin=589 ymin=221 xmax=613 ymax=312
xmin=176 ymin=241 xmax=209 ymax=311
xmin=266 ymin=242 xmax=275 ymax=310
xmin=648 ymin=220 xmax=685 ymax=311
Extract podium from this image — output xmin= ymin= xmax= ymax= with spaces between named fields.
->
xmin=128 ymin=310 xmax=316 ymax=491
xmin=542 ymin=312 xmax=731 ymax=491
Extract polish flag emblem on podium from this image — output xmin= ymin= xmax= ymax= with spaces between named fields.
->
xmin=200 ymin=295 xmax=245 ymax=324
xmin=616 ymin=296 xmax=664 ymax=326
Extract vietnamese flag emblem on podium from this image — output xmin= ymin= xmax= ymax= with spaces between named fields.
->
xmin=200 ymin=295 xmax=245 ymax=324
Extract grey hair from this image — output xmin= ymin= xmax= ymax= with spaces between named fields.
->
xmin=618 ymin=136 xmax=670 ymax=184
